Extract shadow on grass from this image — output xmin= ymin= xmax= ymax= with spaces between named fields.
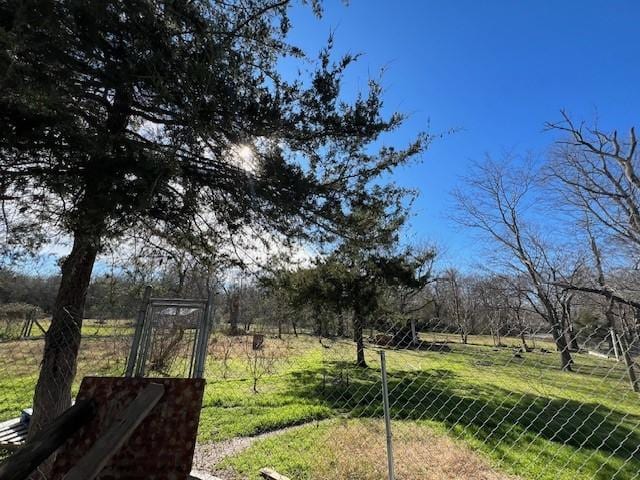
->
xmin=286 ymin=361 xmax=640 ymax=468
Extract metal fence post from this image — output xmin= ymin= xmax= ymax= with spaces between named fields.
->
xmin=380 ymin=350 xmax=395 ymax=480
xmin=194 ymin=289 xmax=215 ymax=378
xmin=125 ymin=285 xmax=151 ymax=377
xmin=610 ymin=328 xmax=620 ymax=361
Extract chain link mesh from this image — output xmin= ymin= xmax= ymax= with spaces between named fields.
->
xmin=1 ymin=295 xmax=639 ymax=480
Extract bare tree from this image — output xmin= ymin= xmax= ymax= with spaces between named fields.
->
xmin=211 ymin=334 xmax=235 ymax=380
xmin=453 ymin=157 xmax=575 ymax=370
xmin=544 ymin=113 xmax=640 ymax=389
xmin=222 ymin=278 xmax=244 ymax=336
xmin=243 ymin=335 xmax=279 ymax=394
xmin=474 ymin=275 xmax=515 ymax=347
xmin=548 ymin=112 xmax=640 ymax=254
xmin=506 ymin=276 xmax=536 ymax=351
xmin=387 ymin=245 xmax=437 ymax=345
xmin=442 ymin=269 xmax=477 ymax=345
xmin=555 ymin=216 xmax=640 ymax=391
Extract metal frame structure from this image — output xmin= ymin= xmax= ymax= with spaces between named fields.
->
xmin=125 ymin=287 xmax=214 ymax=378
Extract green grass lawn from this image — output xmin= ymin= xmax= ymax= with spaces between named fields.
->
xmin=1 ymin=332 xmax=638 ymax=479
xmin=207 ymin=337 xmax=640 ymax=479
xmin=27 ymin=318 xmax=135 ymax=338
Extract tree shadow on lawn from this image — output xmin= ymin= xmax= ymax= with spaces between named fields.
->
xmin=286 ymin=361 xmax=640 ymax=467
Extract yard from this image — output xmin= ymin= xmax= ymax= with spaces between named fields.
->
xmin=0 ymin=326 xmax=638 ymax=480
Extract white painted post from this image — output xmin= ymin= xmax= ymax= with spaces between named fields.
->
xmin=610 ymin=328 xmax=620 ymax=361
xmin=380 ymin=350 xmax=395 ymax=480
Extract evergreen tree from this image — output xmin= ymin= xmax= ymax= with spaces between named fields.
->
xmin=0 ymin=0 xmax=427 ymax=432
xmin=272 ymin=193 xmax=433 ymax=367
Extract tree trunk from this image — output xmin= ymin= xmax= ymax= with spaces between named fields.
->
xmin=563 ymin=305 xmax=579 ymax=352
xmin=229 ymin=291 xmax=240 ymax=335
xmin=618 ymin=307 xmax=635 ymax=347
xmin=566 ymin=324 xmax=580 ymax=352
xmin=618 ymin=334 xmax=640 ymax=393
xmin=28 ymin=231 xmax=100 ymax=438
xmin=175 ymin=265 xmax=187 ymax=297
xmin=410 ymin=318 xmax=418 ymax=346
xmin=551 ymin=324 xmax=573 ymax=371
xmin=313 ymin=306 xmax=321 ymax=338
xmin=320 ymin=313 xmax=328 ymax=338
xmin=561 ymin=297 xmax=579 ymax=351
xmin=337 ymin=313 xmax=345 ymax=337
xmin=354 ymin=314 xmax=367 ymax=368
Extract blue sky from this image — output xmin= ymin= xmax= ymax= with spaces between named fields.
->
xmin=286 ymin=0 xmax=640 ymax=264
xmin=11 ymin=1 xmax=640 ymax=275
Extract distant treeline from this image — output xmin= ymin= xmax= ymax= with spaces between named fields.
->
xmin=0 ymin=268 xmax=142 ymax=319
xmin=0 ymin=265 xmax=225 ymax=320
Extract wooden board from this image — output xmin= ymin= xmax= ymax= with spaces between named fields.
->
xmin=50 ymin=377 xmax=205 ymax=480
xmin=0 ymin=418 xmax=27 ymax=450
xmin=0 ymin=400 xmax=96 ymax=480
xmin=64 ymin=383 xmax=165 ymax=480
xmin=260 ymin=467 xmax=291 ymax=480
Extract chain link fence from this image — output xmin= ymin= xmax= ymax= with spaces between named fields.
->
xmin=1 ymin=297 xmax=639 ymax=480
xmin=310 ymin=320 xmax=640 ymax=480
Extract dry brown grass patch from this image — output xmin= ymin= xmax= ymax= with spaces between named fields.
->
xmin=314 ymin=419 xmax=518 ymax=480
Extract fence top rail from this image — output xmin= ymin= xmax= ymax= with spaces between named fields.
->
xmin=149 ymin=302 xmax=207 ymax=310
xmin=149 ymin=298 xmax=207 ymax=305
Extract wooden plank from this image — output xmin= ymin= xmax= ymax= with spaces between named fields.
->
xmin=19 ymin=318 xmax=29 ymax=338
xmin=0 ymin=400 xmax=96 ymax=480
xmin=260 ymin=467 xmax=291 ymax=480
xmin=587 ymin=350 xmax=612 ymax=360
xmin=3 ymin=440 xmax=24 ymax=447
xmin=25 ymin=317 xmax=34 ymax=337
xmin=188 ymin=472 xmax=225 ymax=480
xmin=63 ymin=383 xmax=165 ymax=480
xmin=0 ymin=424 xmax=23 ymax=440
xmin=0 ymin=438 xmax=26 ymax=448
xmin=0 ymin=426 xmax=27 ymax=439
xmin=0 ymin=418 xmax=21 ymax=430
xmin=1 ymin=436 xmax=24 ymax=445
xmin=0 ymin=426 xmax=27 ymax=443
xmin=0 ymin=442 xmax=23 ymax=452
xmin=32 ymin=319 xmax=46 ymax=335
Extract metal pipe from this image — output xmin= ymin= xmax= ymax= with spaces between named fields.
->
xmin=610 ymin=328 xmax=620 ymax=361
xmin=380 ymin=350 xmax=395 ymax=480
xmin=125 ymin=286 xmax=152 ymax=377
xmin=194 ymin=290 xmax=215 ymax=378
xmin=149 ymin=298 xmax=206 ymax=305
xmin=136 ymin=303 xmax=156 ymax=377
